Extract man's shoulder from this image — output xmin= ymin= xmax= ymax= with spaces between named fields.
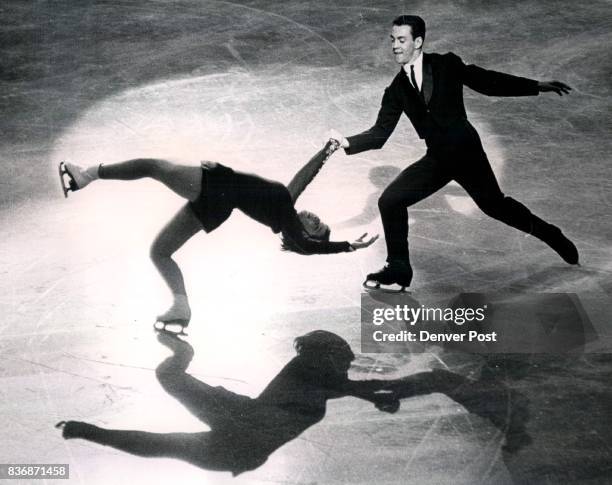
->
xmin=388 ymin=69 xmax=404 ymax=86
xmin=426 ymin=51 xmax=463 ymax=64
xmin=387 ymin=52 xmax=462 ymax=86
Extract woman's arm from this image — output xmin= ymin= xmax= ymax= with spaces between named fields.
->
xmin=287 ymin=139 xmax=339 ymax=203
xmin=281 ymin=224 xmax=354 ymax=254
xmin=281 ymin=214 xmax=379 ymax=255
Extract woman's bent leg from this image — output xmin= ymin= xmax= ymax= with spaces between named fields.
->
xmin=150 ymin=203 xmax=203 ymax=322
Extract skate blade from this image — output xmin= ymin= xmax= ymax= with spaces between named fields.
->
xmin=154 ymin=320 xmax=189 ymax=336
xmin=362 ymin=280 xmax=409 ymax=294
xmin=58 ymin=161 xmax=70 ymax=198
xmin=58 ymin=161 xmax=79 ymax=198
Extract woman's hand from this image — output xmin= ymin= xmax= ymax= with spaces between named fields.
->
xmin=350 ymin=233 xmax=379 ymax=250
xmin=328 ymin=129 xmax=350 ymax=148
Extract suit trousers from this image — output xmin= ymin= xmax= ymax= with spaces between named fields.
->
xmin=378 ymin=143 xmax=536 ymax=263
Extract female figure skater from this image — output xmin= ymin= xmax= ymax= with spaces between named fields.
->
xmin=59 ymin=141 xmax=378 ymax=332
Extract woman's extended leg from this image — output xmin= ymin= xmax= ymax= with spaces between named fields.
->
xmin=151 ymin=203 xmax=203 ymax=324
xmin=64 ymin=158 xmax=202 ymax=201
xmin=57 ymin=420 xmax=211 ymax=462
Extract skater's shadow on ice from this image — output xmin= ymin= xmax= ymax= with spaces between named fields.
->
xmin=336 ymin=165 xmax=400 ymax=229
xmin=57 ymin=330 xmax=531 ymax=475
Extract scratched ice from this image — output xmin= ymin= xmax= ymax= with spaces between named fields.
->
xmin=1 ymin=1 xmax=611 ymax=484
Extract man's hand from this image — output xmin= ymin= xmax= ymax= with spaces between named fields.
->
xmin=328 ymin=129 xmax=350 ymax=148
xmin=538 ymin=81 xmax=572 ymax=96
xmin=349 ymin=232 xmax=379 ymax=251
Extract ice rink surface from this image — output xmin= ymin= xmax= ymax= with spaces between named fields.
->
xmin=1 ymin=1 xmax=611 ymax=483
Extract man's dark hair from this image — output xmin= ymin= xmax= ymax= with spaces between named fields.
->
xmin=392 ymin=15 xmax=426 ymax=42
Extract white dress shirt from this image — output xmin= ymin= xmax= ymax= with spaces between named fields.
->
xmin=403 ymin=51 xmax=424 ymax=91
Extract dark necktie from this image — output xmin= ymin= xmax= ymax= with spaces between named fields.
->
xmin=410 ymin=64 xmax=420 ymax=93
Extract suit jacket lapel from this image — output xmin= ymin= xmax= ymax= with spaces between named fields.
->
xmin=398 ymin=68 xmax=423 ymax=108
xmin=422 ymin=53 xmax=433 ymax=105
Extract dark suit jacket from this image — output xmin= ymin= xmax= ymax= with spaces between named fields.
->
xmin=345 ymin=52 xmax=540 ymax=154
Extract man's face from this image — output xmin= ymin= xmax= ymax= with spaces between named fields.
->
xmin=390 ymin=24 xmax=422 ymax=65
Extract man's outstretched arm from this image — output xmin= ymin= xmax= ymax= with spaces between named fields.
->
xmin=331 ymin=85 xmax=404 ymax=156
xmin=458 ymin=53 xmax=573 ymax=98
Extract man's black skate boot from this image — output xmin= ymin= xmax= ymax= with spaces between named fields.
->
xmin=364 ymin=260 xmax=413 ymax=291
xmin=531 ymin=218 xmax=579 ymax=265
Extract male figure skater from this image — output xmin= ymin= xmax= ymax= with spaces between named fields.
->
xmin=330 ymin=15 xmax=578 ymax=290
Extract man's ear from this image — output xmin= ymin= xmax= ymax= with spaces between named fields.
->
xmin=415 ymin=36 xmax=424 ymax=50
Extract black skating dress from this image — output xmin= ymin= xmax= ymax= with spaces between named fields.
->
xmin=189 ymin=145 xmax=352 ymax=255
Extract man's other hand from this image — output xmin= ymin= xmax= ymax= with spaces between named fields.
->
xmin=538 ymin=81 xmax=572 ymax=96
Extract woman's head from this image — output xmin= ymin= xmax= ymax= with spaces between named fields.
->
xmin=298 ymin=210 xmax=330 ymax=240
xmin=294 ymin=330 xmax=355 ymax=374
xmin=281 ymin=210 xmax=332 ymax=255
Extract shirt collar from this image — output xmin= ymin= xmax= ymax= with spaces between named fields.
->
xmin=402 ymin=51 xmax=423 ymax=75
